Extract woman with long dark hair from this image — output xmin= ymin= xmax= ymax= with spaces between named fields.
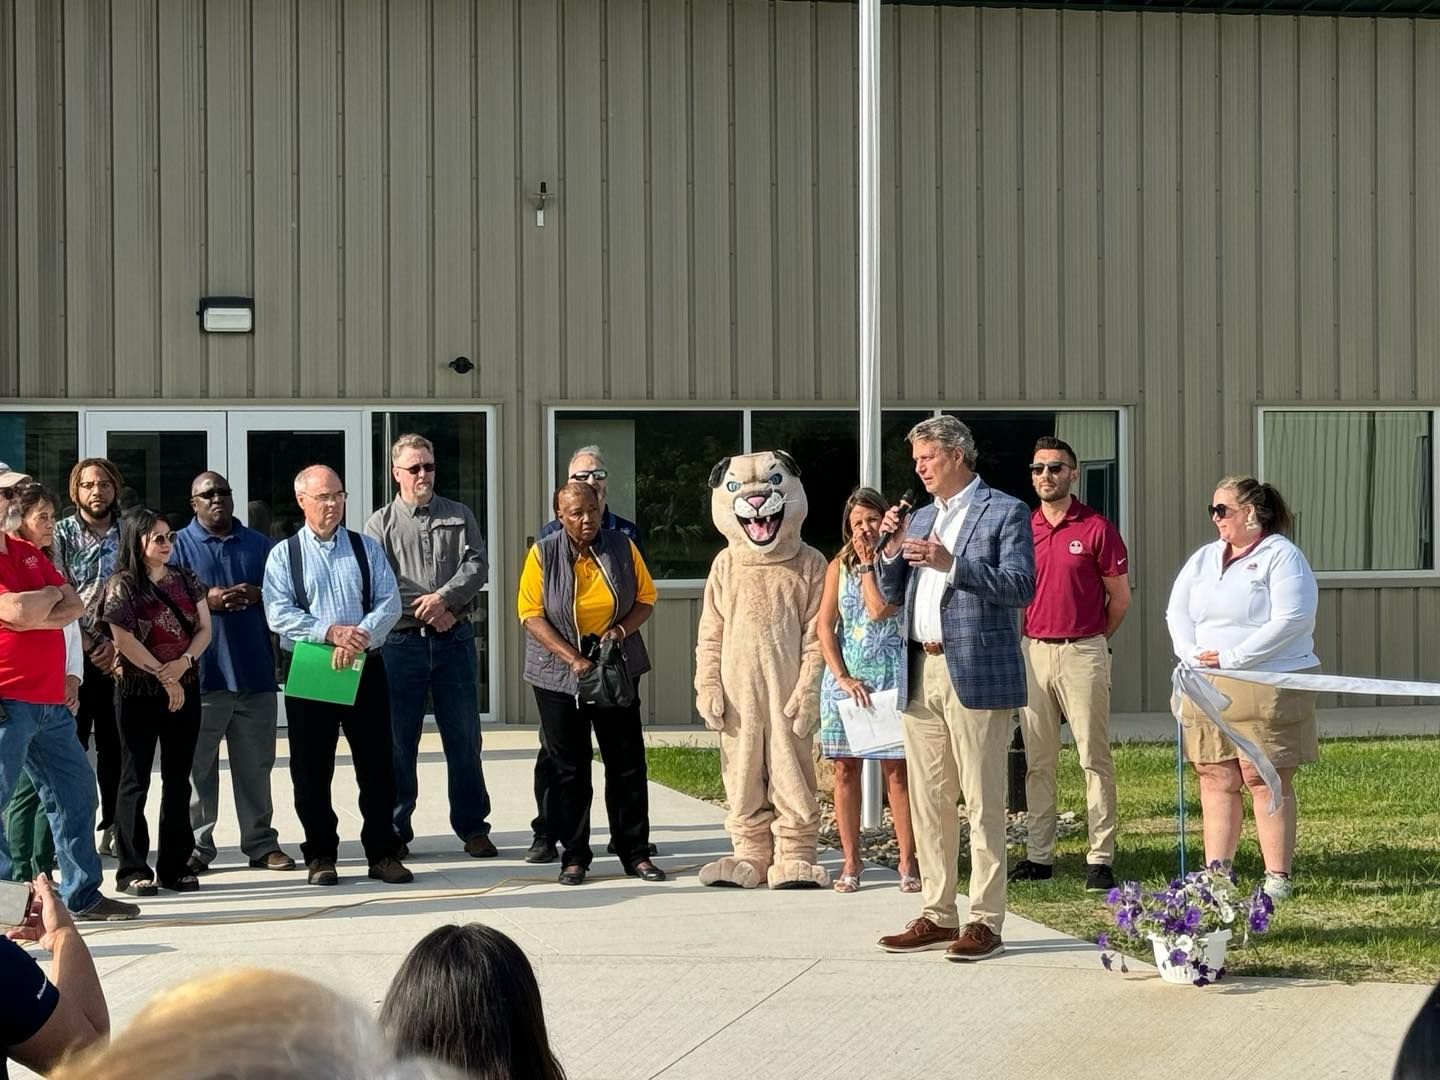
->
xmin=93 ymin=509 xmax=211 ymax=895
xmin=381 ymin=923 xmax=566 ymax=1080
xmin=816 ymin=486 xmax=918 ymax=893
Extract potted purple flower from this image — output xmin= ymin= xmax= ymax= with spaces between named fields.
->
xmin=1097 ymin=861 xmax=1275 ymax=987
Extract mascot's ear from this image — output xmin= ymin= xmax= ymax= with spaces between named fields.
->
xmin=708 ymin=457 xmax=733 ymax=489
xmin=772 ymin=450 xmax=801 ymax=479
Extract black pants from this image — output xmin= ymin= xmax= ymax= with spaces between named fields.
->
xmin=75 ymin=656 xmax=122 ymax=831
xmin=530 ymin=743 xmax=555 ymax=842
xmin=531 ymin=686 xmax=649 ymax=870
xmin=114 ymin=682 xmax=201 ymax=889
xmin=285 ymin=655 xmax=399 ymax=866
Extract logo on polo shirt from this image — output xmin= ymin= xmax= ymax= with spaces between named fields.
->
xmin=1246 ymin=562 xmax=1258 ymax=571
xmin=1068 ymin=540 xmax=1084 ymax=555
xmin=22 ymin=555 xmax=39 ymax=569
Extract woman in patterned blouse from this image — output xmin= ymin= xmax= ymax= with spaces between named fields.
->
xmin=94 ymin=509 xmax=211 ymax=896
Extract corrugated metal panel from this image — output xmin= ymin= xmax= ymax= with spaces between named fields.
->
xmin=1258 ymin=16 xmax=1299 ymax=401
xmin=605 ymin=0 xmax=649 ymax=401
xmin=561 ymin=0 xmax=606 ymax=400
xmin=1059 ymin=11 xmax=1101 ymax=403
xmin=158 ymin=0 xmax=207 ymax=399
xmin=1336 ymin=19 xmax=1376 ymax=402
xmin=690 ymin=0 xmax=733 ymax=400
xmin=650 ymin=0 xmax=693 ymax=401
xmin=0 ymin=0 xmax=15 ymax=396
xmin=979 ymin=8 xmax=1022 ymax=400
xmin=297 ymin=0 xmax=342 ymax=397
xmin=111 ymin=0 xmax=162 ymax=399
xmin=432 ymin=0 xmax=475 ymax=401
xmin=1020 ymin=9 xmax=1061 ymax=400
xmin=387 ymin=4 xmax=431 ymax=399
xmin=252 ymin=0 xmax=299 ymax=399
xmin=1375 ymin=19 xmax=1415 ymax=402
xmin=733 ymin=0 xmax=775 ymax=400
xmin=1419 ymin=21 xmax=1440 ymax=402
xmin=1099 ymin=13 xmax=1141 ymax=406
xmin=343 ymin=0 xmax=388 ymax=398
xmin=63 ymin=0 xmax=114 ymax=398
xmin=898 ymin=5 xmax=940 ymax=402
xmin=815 ymin=3 xmax=856 ymax=401
xmin=938 ymin=7 xmax=980 ymax=402
xmin=642 ymin=592 xmax=704 ymax=725
xmin=774 ymin=2 xmax=817 ymax=400
xmin=473 ymin=0 xmax=518 ymax=402
xmin=1297 ymin=16 xmax=1338 ymax=399
xmin=206 ymin=0 xmax=254 ymax=400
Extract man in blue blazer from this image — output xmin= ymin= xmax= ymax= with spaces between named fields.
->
xmin=873 ymin=416 xmax=1035 ymax=962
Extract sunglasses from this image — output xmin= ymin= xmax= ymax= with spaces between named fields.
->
xmin=1207 ymin=504 xmax=1236 ymax=519
xmin=1028 ymin=462 xmax=1069 ymax=476
xmin=193 ymin=488 xmax=233 ymax=501
xmin=147 ymin=534 xmax=175 ymax=545
xmin=400 ymin=462 xmax=436 ymax=476
xmin=571 ymin=469 xmax=607 ymax=482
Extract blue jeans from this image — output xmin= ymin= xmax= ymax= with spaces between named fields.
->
xmin=385 ymin=622 xmax=491 ymax=844
xmin=0 ymin=699 xmax=103 ymax=912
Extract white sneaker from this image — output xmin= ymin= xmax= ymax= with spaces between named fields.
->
xmin=1262 ymin=871 xmax=1293 ymax=900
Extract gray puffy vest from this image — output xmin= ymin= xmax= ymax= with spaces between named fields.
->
xmin=522 ymin=528 xmax=653 ymax=695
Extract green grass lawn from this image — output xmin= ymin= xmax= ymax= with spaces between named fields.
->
xmin=646 ymin=738 xmax=1440 ymax=984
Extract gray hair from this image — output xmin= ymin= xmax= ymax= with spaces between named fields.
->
xmin=391 ymin=433 xmax=434 ymax=463
xmin=294 ymin=464 xmax=341 ymax=494
xmin=906 ymin=415 xmax=978 ymax=469
xmin=567 ymin=445 xmax=605 ymax=469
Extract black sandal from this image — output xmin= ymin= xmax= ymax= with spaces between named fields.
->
xmin=160 ymin=875 xmax=200 ymax=892
xmin=123 ymin=879 xmax=158 ymax=897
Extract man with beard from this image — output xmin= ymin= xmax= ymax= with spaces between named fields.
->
xmin=52 ymin=459 xmax=126 ymax=858
xmin=366 ymin=435 xmax=494 ymax=860
xmin=1009 ymin=436 xmax=1131 ymax=893
xmin=172 ymin=471 xmax=295 ymax=875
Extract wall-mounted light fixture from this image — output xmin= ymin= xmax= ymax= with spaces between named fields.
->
xmin=533 ymin=181 xmax=548 ymax=227
xmin=448 ymin=356 xmax=475 ymax=375
xmin=198 ymin=296 xmax=255 ymax=334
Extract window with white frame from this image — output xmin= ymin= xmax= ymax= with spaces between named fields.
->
xmin=1262 ymin=409 xmax=1434 ymax=573
xmin=551 ymin=406 xmax=1126 ymax=581
xmin=0 ymin=412 xmax=80 ymax=506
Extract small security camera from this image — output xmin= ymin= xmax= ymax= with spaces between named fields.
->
xmin=448 ymin=356 xmax=475 ymax=375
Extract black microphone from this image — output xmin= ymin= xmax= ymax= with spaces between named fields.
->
xmin=876 ymin=490 xmax=916 ymax=551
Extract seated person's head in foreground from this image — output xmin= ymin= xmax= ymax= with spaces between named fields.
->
xmin=50 ymin=968 xmax=458 ymax=1080
xmin=382 ymin=923 xmax=566 ymax=1080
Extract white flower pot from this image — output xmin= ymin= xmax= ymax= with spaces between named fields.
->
xmin=1150 ymin=929 xmax=1231 ymax=984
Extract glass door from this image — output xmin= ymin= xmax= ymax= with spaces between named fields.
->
xmin=82 ymin=411 xmax=228 ymax=523
xmin=227 ymin=411 xmax=367 ymax=539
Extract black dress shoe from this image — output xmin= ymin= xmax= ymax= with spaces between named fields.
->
xmin=608 ymin=840 xmax=660 ymax=857
xmin=526 ymin=837 xmax=559 ymax=864
xmin=558 ymin=865 xmax=587 ymax=886
xmin=625 ymin=860 xmax=667 ymax=882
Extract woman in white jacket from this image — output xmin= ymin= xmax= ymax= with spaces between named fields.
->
xmin=1166 ymin=476 xmax=1318 ymax=900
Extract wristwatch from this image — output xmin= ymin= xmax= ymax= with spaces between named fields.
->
xmin=855 ymin=563 xmax=874 ymax=575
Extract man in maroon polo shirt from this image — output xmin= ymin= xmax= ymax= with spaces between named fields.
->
xmin=1010 ymin=436 xmax=1131 ymax=893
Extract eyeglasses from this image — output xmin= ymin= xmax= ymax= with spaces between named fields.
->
xmin=399 ymin=462 xmax=436 ymax=476
xmin=1028 ymin=462 xmax=1069 ymax=476
xmin=78 ymin=480 xmax=115 ymax=492
xmin=570 ymin=469 xmax=607 ymax=482
xmin=193 ymin=488 xmax=233 ymax=501
xmin=1207 ymin=504 xmax=1235 ymax=519
xmin=303 ymin=491 xmax=347 ymax=507
xmin=147 ymin=534 xmax=174 ymax=546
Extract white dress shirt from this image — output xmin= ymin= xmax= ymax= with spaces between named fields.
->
xmin=909 ymin=476 xmax=978 ymax=643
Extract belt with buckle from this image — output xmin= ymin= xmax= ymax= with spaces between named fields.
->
xmin=1029 ymin=635 xmax=1091 ymax=645
xmin=392 ymin=624 xmax=452 ymax=639
xmin=909 ymin=641 xmax=944 ymax=656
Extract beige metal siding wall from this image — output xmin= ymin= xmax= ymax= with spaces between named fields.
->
xmin=3 ymin=4 xmax=1439 ymax=720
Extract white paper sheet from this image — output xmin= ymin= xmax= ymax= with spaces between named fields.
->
xmin=837 ymin=688 xmax=906 ymax=756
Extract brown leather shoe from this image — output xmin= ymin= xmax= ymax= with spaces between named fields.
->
xmin=464 ymin=835 xmax=498 ymax=858
xmin=249 ymin=851 xmax=297 ymax=871
xmin=307 ymin=859 xmax=339 ymax=887
xmin=876 ymin=917 xmax=959 ymax=953
xmin=945 ymin=921 xmax=1005 ymax=962
xmin=368 ymin=857 xmax=414 ymax=884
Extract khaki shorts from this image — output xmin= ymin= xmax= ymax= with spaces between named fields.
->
xmin=1179 ymin=671 xmax=1319 ymax=768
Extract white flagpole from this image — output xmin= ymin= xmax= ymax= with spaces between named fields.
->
xmin=858 ymin=0 xmax=884 ymax=830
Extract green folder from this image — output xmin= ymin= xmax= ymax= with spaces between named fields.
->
xmin=281 ymin=641 xmax=366 ymax=705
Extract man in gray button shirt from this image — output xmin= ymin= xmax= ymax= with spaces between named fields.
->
xmin=365 ymin=434 xmax=495 ymax=858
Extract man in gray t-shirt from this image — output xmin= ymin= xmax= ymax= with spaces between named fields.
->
xmin=365 ymin=434 xmax=495 ymax=859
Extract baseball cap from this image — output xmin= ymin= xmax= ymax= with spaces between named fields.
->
xmin=0 ymin=462 xmax=33 ymax=490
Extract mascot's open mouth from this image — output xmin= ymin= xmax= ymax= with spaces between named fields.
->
xmin=732 ymin=491 xmax=786 ymax=547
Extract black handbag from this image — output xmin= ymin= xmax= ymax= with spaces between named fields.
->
xmin=576 ymin=635 xmax=636 ymax=709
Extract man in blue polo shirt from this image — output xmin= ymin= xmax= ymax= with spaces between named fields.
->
xmin=172 ymin=471 xmax=295 ymax=875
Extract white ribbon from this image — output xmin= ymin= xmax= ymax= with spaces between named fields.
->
xmin=1170 ymin=664 xmax=1440 ymax=814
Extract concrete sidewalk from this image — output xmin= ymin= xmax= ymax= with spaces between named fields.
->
xmin=22 ymin=730 xmax=1427 ymax=1080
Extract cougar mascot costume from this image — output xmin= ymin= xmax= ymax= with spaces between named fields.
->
xmin=695 ymin=451 xmax=830 ymax=889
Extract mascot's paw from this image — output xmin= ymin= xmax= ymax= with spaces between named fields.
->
xmin=767 ymin=861 xmax=830 ymax=891
xmin=791 ymin=713 xmax=820 ymax=740
xmin=699 ymin=857 xmax=766 ymax=889
xmin=695 ymin=692 xmax=726 ymax=732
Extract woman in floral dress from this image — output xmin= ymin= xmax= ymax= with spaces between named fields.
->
xmin=817 ymin=487 xmax=919 ymax=894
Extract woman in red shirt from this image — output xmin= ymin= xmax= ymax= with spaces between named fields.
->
xmin=94 ymin=510 xmax=211 ymax=895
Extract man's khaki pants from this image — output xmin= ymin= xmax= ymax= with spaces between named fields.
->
xmin=900 ymin=650 xmax=1009 ymax=933
xmin=1018 ymin=635 xmax=1116 ymax=866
